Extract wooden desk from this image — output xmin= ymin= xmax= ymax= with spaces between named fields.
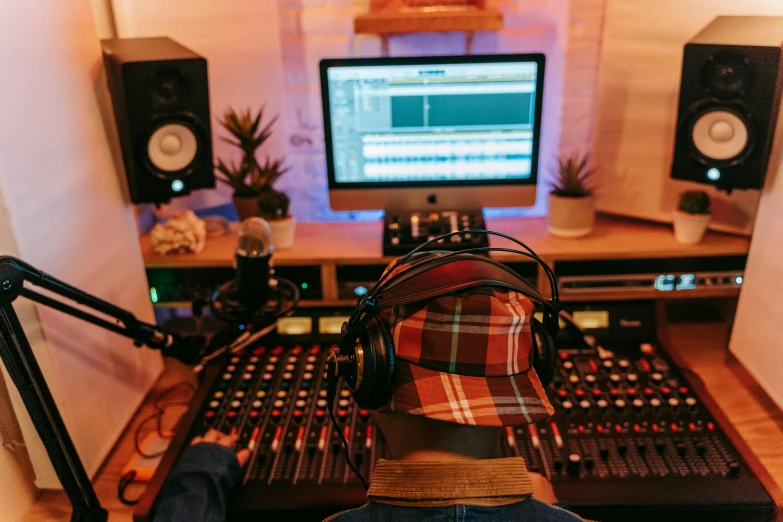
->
xmin=26 ymin=313 xmax=783 ymax=521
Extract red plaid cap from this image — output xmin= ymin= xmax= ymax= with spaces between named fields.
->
xmin=377 ymin=256 xmax=554 ymax=426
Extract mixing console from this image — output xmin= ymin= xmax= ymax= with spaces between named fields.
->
xmin=142 ymin=303 xmax=774 ymax=522
xmin=383 ymin=210 xmax=488 ymax=256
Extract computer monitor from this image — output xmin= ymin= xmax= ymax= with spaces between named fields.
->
xmin=320 ymin=54 xmax=545 ymax=212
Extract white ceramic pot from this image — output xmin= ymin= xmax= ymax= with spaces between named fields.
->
xmin=672 ymin=210 xmax=711 ymax=244
xmin=268 ymin=216 xmax=296 ymax=249
xmin=547 ymin=193 xmax=595 ymax=238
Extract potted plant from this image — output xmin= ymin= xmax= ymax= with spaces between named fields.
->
xmin=673 ymin=190 xmax=711 ymax=244
xmin=548 ymin=152 xmax=596 ymax=238
xmin=215 ymin=107 xmax=296 ymax=248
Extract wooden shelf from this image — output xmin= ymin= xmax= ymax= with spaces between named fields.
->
xmin=140 ymin=215 xmax=751 ymax=269
xmin=354 ymin=8 xmax=502 ymax=35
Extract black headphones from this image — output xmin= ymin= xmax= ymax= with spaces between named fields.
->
xmin=327 ymin=229 xmax=561 ymax=411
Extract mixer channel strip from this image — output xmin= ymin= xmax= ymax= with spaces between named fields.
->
xmin=198 ymin=343 xmax=383 ymax=486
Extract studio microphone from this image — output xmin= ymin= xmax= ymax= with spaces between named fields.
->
xmin=235 ymin=217 xmax=274 ymax=308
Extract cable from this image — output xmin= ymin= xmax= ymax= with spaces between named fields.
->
xmin=209 ymin=276 xmax=300 ymax=325
xmin=117 ymin=470 xmax=141 ymax=506
xmin=118 ymin=381 xmax=197 ymax=504
xmin=328 ymin=404 xmax=369 ymax=490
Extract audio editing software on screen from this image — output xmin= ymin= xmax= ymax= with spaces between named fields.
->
xmin=326 ymin=62 xmax=539 ymax=184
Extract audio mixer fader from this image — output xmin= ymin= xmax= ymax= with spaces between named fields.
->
xmin=138 ymin=303 xmax=774 ymax=522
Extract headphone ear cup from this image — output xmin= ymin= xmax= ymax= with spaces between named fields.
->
xmin=530 ymin=317 xmax=555 ymax=388
xmin=352 ymin=316 xmax=395 ymax=410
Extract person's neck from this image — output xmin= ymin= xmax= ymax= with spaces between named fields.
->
xmin=391 ymin=448 xmax=500 ymax=462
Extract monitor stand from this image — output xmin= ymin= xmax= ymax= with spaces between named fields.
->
xmin=382 ymin=210 xmax=488 ymax=257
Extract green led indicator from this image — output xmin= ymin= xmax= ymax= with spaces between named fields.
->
xmin=301 ymin=282 xmax=308 ymax=290
xmin=150 ymin=287 xmax=159 ymax=303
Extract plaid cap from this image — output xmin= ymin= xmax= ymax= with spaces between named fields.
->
xmin=377 ymin=255 xmax=555 ymax=426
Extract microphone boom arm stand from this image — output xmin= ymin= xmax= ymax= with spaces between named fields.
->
xmin=0 ymin=256 xmax=195 ymax=522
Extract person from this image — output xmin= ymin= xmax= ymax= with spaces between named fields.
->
xmin=154 ymin=261 xmax=585 ymax=521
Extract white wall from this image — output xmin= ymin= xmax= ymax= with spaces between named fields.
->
xmin=730 ymin=139 xmax=783 ymax=410
xmin=0 ymin=0 xmax=163 ymax=496
xmin=0 ymin=190 xmax=37 ymax=522
xmin=112 ymin=0 xmax=289 ymax=215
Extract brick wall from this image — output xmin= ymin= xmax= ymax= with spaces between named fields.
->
xmin=277 ymin=0 xmax=606 ymax=220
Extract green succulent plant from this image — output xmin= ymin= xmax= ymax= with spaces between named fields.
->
xmin=551 ymin=152 xmax=595 ymax=198
xmin=215 ymin=107 xmax=291 ymax=219
xmin=678 ymin=191 xmax=710 ymax=215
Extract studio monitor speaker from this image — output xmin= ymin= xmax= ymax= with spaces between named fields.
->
xmin=102 ymin=37 xmax=214 ymax=204
xmin=671 ymin=16 xmax=783 ymax=192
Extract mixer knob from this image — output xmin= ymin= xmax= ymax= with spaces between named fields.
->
xmin=602 ymin=360 xmax=614 ymax=370
xmin=317 ymin=399 xmax=328 ymax=408
xmin=618 ymin=359 xmax=630 ymax=369
xmin=209 ymin=400 xmax=220 ymax=409
xmin=609 ymin=374 xmax=622 ymax=386
xmin=729 ymin=462 xmax=741 ymax=476
xmin=246 ymin=364 xmax=256 ymax=372
xmin=338 ymin=399 xmax=350 ymax=408
xmin=685 ymin=397 xmax=697 ymax=411
xmin=226 ymin=365 xmax=236 ymax=372
xmin=597 ymin=399 xmax=608 ymax=413
xmin=562 ymin=361 xmax=575 ymax=372
xmin=282 ymin=372 xmax=293 ymax=380
xmin=585 ymin=374 xmax=597 ymax=386
xmin=249 ymin=356 xmax=259 ymax=363
xmin=557 ymin=389 xmax=568 ymax=401
xmin=614 ymin=399 xmax=627 ymax=411
xmin=562 ymin=400 xmax=574 ymax=413
xmin=553 ymin=376 xmax=564 ymax=388
xmin=636 ymin=441 xmax=647 ymax=454
xmin=579 ymin=400 xmax=591 ymax=412
xmin=230 ymin=400 xmax=241 ymax=409
xmin=617 ymin=441 xmax=628 ymax=456
xmin=574 ymin=388 xmax=586 ymax=398
xmin=567 ymin=453 xmax=582 ymax=475
xmin=295 ymin=399 xmax=307 ymax=408
xmin=650 ymin=398 xmax=661 ymax=411
xmin=661 ymin=386 xmax=671 ymax=396
xmin=554 ymin=459 xmax=564 ymax=473
xmin=632 ymin=399 xmax=644 ymax=412
xmin=626 ymin=373 xmax=639 ymax=384
xmin=592 ymin=388 xmax=603 ymax=398
xmin=676 ymin=442 xmax=687 ymax=456
xmin=568 ymin=375 xmax=580 ymax=386
xmin=230 ymin=356 xmax=241 ymax=364
xmin=252 ymin=400 xmax=263 ymax=409
xmin=222 ymin=373 xmax=232 ymax=381
xmin=668 ymin=398 xmax=680 ymax=410
xmin=274 ymin=400 xmax=285 ymax=408
xmin=696 ymin=442 xmax=707 ymax=456
xmin=643 ymin=387 xmax=655 ymax=397
xmin=651 ymin=372 xmax=664 ymax=383
xmin=655 ymin=440 xmax=667 ymax=453
xmin=584 ymin=456 xmax=595 ymax=471
xmin=256 ymin=390 xmax=267 ymax=399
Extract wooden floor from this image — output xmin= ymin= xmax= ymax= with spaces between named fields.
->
xmin=24 ymin=316 xmax=783 ymax=521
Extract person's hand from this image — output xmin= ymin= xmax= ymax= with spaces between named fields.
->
xmin=190 ymin=428 xmax=251 ymax=467
xmin=530 ymin=472 xmax=557 ymax=504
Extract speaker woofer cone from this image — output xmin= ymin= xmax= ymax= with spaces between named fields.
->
xmin=688 ymin=108 xmax=751 ymax=163
xmin=144 ymin=115 xmax=207 ymax=179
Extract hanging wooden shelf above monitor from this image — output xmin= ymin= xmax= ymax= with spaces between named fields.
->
xmin=354 ymin=0 xmax=503 ymax=35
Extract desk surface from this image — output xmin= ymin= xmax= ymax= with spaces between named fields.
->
xmin=24 ymin=314 xmax=783 ymax=521
xmin=140 ymin=215 xmax=751 ymax=268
